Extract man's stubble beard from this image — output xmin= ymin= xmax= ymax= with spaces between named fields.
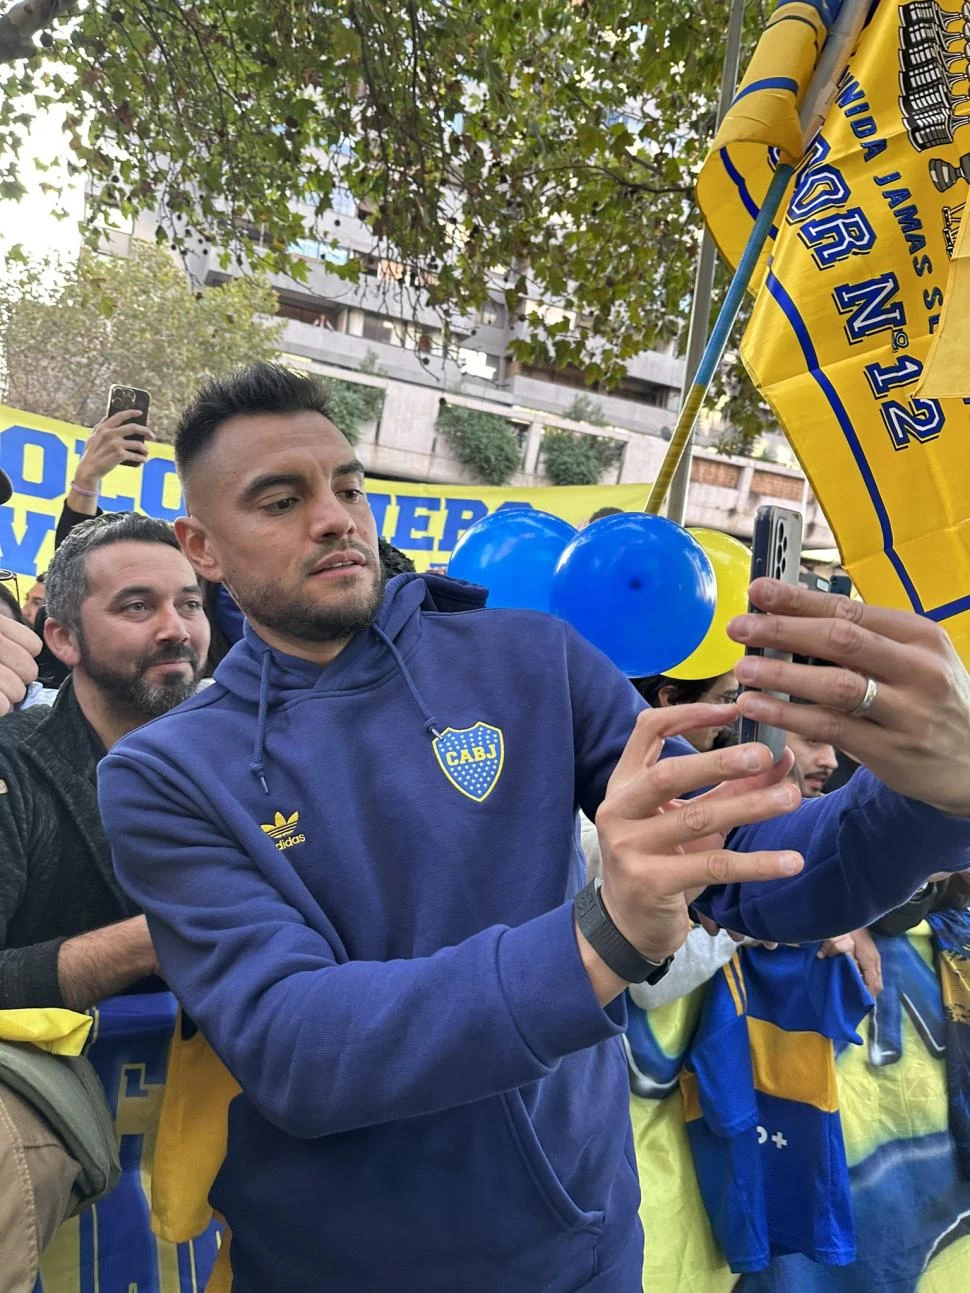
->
xmin=227 ymin=563 xmax=387 ymax=645
xmin=79 ymin=638 xmax=203 ymax=721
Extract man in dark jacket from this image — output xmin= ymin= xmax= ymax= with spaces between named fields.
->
xmin=0 ymin=510 xmax=209 ymax=1293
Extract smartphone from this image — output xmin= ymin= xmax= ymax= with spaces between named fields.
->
xmin=739 ymin=505 xmax=805 ymax=762
xmin=830 ymin=574 xmax=852 ymax=598
xmin=106 ymin=385 xmax=151 ymax=467
xmin=799 ymin=571 xmax=830 ymax=594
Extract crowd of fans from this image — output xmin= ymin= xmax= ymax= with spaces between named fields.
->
xmin=0 ymin=368 xmax=966 ymax=1292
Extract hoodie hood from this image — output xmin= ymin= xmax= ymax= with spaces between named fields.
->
xmin=212 ymin=572 xmax=488 ymax=794
xmin=213 ymin=582 xmax=247 ymax=647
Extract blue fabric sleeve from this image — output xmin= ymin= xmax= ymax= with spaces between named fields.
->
xmin=561 ymin=628 xmax=970 ymax=944
xmin=100 ymin=751 xmax=625 ymax=1141
xmin=693 ymin=768 xmax=970 ymax=942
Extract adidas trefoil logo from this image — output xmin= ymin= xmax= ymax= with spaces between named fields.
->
xmin=260 ymin=810 xmax=306 ymax=852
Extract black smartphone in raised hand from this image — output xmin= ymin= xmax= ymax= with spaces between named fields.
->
xmin=739 ymin=505 xmax=805 ymax=762
xmin=106 ymin=385 xmax=151 ymax=468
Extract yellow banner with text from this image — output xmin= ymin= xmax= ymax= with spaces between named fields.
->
xmin=0 ymin=404 xmax=651 ymax=576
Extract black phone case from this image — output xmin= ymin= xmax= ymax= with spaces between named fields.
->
xmin=106 ymin=387 xmax=151 ymax=466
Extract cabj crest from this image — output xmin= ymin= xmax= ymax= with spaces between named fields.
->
xmin=432 ymin=723 xmax=505 ymax=802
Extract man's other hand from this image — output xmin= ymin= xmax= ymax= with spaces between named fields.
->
xmin=732 ymin=579 xmax=970 ymax=819
xmin=819 ymin=926 xmax=883 ymax=997
xmin=0 ymin=618 xmax=40 ymax=715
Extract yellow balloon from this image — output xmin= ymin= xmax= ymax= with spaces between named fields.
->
xmin=665 ymin=529 xmax=751 ymax=681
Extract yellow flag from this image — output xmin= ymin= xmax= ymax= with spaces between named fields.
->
xmin=0 ymin=1007 xmax=92 ymax=1055
xmin=698 ymin=0 xmax=970 ymax=665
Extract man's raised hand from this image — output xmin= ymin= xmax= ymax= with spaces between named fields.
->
xmin=581 ymin=703 xmax=803 ymax=1005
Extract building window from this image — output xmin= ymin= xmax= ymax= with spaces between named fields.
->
xmin=330 ymin=187 xmax=358 ymax=217
xmin=622 ymin=378 xmax=674 ymax=408
xmin=361 ymin=313 xmax=443 ymax=354
xmin=476 ymin=301 xmax=506 ymax=329
xmin=289 ymin=237 xmax=321 ymax=260
xmin=287 ymin=237 xmax=351 ymax=266
xmin=276 ymin=298 xmax=340 ymax=328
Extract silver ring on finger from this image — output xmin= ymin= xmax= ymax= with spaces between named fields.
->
xmin=849 ymin=676 xmax=878 ymax=718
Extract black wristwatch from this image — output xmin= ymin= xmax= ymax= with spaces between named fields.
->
xmin=574 ymin=879 xmax=674 ymax=986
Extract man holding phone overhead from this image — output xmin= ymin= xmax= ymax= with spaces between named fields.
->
xmin=99 ymin=364 xmax=970 ymax=1292
xmin=58 ymin=396 xmax=155 ymax=535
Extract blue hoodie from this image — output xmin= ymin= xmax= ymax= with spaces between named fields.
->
xmin=99 ymin=574 xmax=970 ymax=1292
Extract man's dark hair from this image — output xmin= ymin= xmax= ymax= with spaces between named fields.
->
xmin=35 ymin=571 xmax=46 ymax=585
xmin=378 ymin=539 xmax=416 ymax=577
xmin=632 ymin=673 xmax=716 ymax=708
xmin=175 ymin=362 xmax=334 ymax=479
xmin=46 ymin=512 xmax=182 ymax=636
xmin=588 ymin=506 xmax=624 ymax=523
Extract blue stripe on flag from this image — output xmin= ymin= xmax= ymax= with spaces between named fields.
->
xmin=926 ymin=593 xmax=970 ymax=623
xmin=767 ymin=11 xmax=823 ymax=53
xmin=718 ymin=148 xmax=781 ymax=239
xmin=772 ymin=0 xmax=841 ymax=24
xmin=764 ymin=270 xmax=926 ymax=615
xmin=732 ymin=77 xmax=800 ymax=105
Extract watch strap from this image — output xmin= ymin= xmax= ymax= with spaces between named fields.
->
xmin=573 ymin=879 xmax=673 ymax=986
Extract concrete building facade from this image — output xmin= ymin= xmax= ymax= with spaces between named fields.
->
xmin=99 ymin=194 xmax=836 ymax=550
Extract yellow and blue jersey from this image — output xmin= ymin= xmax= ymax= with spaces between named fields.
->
xmin=681 ymin=944 xmax=873 ymax=1274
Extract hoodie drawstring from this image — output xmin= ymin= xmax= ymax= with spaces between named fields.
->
xmin=373 ymin=626 xmax=442 ymax=740
xmin=248 ymin=624 xmax=441 ymax=796
xmin=249 ymin=649 xmax=272 ymax=794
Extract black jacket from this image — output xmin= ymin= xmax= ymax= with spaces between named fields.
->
xmin=872 ymin=875 xmax=970 ymax=936
xmin=0 ymin=680 xmax=140 ymax=1007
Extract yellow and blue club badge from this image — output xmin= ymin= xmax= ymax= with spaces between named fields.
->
xmin=433 ymin=723 xmax=505 ymax=802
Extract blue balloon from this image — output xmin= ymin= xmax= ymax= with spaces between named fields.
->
xmin=448 ymin=507 xmax=577 ymax=611
xmin=550 ymin=513 xmax=716 ymax=676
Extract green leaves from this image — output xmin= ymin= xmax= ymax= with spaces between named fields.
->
xmin=563 ymin=394 xmax=608 ymax=427
xmin=0 ymin=243 xmax=284 ymax=437
xmin=436 ymin=403 xmax=522 ymax=485
xmin=0 ymin=0 xmax=768 ymax=423
xmin=326 ymin=377 xmax=385 ymax=445
xmin=541 ymin=428 xmax=624 ymax=486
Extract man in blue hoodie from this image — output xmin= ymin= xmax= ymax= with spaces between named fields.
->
xmin=99 ymin=363 xmax=970 ymax=1293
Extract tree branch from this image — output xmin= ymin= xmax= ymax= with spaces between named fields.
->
xmin=0 ymin=0 xmax=67 ymax=63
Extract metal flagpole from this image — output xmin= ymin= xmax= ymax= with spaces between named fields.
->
xmin=645 ymin=0 xmax=872 ymax=517
xmin=666 ymin=0 xmax=746 ymax=526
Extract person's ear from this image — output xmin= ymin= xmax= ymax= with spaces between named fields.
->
xmin=44 ymin=616 xmax=81 ymax=669
xmin=175 ymin=516 xmax=224 ymax=583
xmin=656 ymin=684 xmax=678 ymax=709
